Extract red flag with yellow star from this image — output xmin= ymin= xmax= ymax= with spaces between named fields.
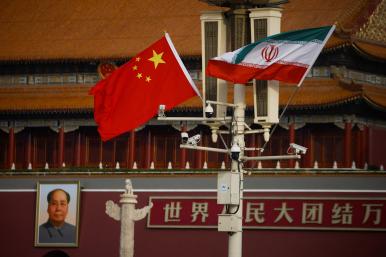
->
xmin=89 ymin=33 xmax=201 ymax=141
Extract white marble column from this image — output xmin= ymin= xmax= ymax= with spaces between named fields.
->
xmin=106 ymin=179 xmax=153 ymax=257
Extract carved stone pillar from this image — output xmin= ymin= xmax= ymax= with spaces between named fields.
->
xmin=105 ymin=179 xmax=152 ymax=257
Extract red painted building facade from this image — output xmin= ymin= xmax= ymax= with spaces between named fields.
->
xmin=1 ymin=175 xmax=386 ymax=257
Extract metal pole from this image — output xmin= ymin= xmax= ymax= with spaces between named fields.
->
xmin=158 ymin=116 xmax=232 ymax=122
xmin=228 ymin=83 xmax=245 ymax=257
xmin=242 ymin=154 xmax=301 ymax=161
xmin=180 ymin=144 xmax=229 ymax=153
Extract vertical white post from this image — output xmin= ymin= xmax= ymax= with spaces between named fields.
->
xmin=249 ymin=8 xmax=282 ymax=128
xmin=200 ymin=11 xmax=227 ymax=119
xmin=119 ymin=181 xmax=138 ymax=257
xmin=228 ymin=83 xmax=245 ymax=257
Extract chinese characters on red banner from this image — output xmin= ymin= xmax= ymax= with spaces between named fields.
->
xmin=147 ymin=196 xmax=386 ymax=231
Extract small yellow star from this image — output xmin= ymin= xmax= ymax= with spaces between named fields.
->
xmin=148 ymin=50 xmax=166 ymax=69
xmin=132 ymin=65 xmax=138 ymax=71
xmin=136 ymin=73 xmax=142 ymax=79
xmin=136 ymin=57 xmax=141 ymax=62
xmin=145 ymin=76 xmax=151 ymax=83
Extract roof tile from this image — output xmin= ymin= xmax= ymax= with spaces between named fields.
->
xmin=0 ymin=0 xmax=384 ymax=61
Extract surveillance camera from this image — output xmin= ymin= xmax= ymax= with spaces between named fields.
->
xmin=187 ymin=134 xmax=201 ymax=146
xmin=289 ymin=143 xmax=307 ymax=154
xmin=230 ymin=144 xmax=241 ymax=161
xmin=205 ymin=103 xmax=214 ymax=118
xmin=181 ymin=132 xmax=189 ymax=144
xmin=158 ymin=104 xmax=166 ymax=117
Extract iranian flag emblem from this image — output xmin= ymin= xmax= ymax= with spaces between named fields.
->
xmin=261 ymin=45 xmax=279 ymax=62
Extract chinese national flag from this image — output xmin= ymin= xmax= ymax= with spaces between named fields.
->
xmin=89 ymin=33 xmax=201 ymax=141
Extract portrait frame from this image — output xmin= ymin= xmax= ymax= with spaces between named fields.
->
xmin=34 ymin=181 xmax=80 ymax=247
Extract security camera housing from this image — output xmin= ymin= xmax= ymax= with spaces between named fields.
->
xmin=205 ymin=104 xmax=214 ymax=118
xmin=181 ymin=132 xmax=189 ymax=144
xmin=158 ymin=104 xmax=166 ymax=117
xmin=187 ymin=134 xmax=201 ymax=146
xmin=230 ymin=144 xmax=241 ymax=161
xmin=289 ymin=143 xmax=307 ymax=154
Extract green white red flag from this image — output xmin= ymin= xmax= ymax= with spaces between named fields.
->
xmin=89 ymin=33 xmax=200 ymax=141
xmin=206 ymin=25 xmax=335 ymax=84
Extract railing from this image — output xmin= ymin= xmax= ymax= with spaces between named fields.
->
xmin=0 ymin=169 xmax=385 ymax=177
xmin=1 ymin=160 xmax=384 ymax=175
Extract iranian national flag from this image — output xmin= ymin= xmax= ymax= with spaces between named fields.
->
xmin=90 ymin=33 xmax=201 ymax=141
xmin=207 ymin=25 xmax=335 ymax=84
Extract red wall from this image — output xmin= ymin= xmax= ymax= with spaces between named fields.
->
xmin=1 ymin=191 xmax=386 ymax=257
xmin=369 ymin=125 xmax=386 ymax=168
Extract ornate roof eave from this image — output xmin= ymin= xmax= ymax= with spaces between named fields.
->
xmin=362 ymin=95 xmax=386 ymax=113
xmin=0 ymin=55 xmax=202 ymax=64
xmin=282 ymin=95 xmax=362 ymax=111
xmin=352 ymin=35 xmax=386 ymax=49
xmin=323 ymin=39 xmax=351 ymax=52
xmin=322 ymin=39 xmax=386 ymax=65
xmin=0 ymin=95 xmax=381 ymax=117
xmin=351 ymin=41 xmax=386 ymax=61
xmin=0 ymin=107 xmax=205 ymax=117
xmin=0 ymin=108 xmax=93 ymax=117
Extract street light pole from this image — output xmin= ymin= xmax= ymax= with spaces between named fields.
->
xmin=192 ymin=3 xmax=285 ymax=257
xmin=228 ymin=83 xmax=246 ymax=257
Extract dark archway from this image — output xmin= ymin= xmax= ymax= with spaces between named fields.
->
xmin=42 ymin=250 xmax=70 ymax=257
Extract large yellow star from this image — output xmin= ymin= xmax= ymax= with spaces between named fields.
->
xmin=148 ymin=50 xmax=166 ymax=69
